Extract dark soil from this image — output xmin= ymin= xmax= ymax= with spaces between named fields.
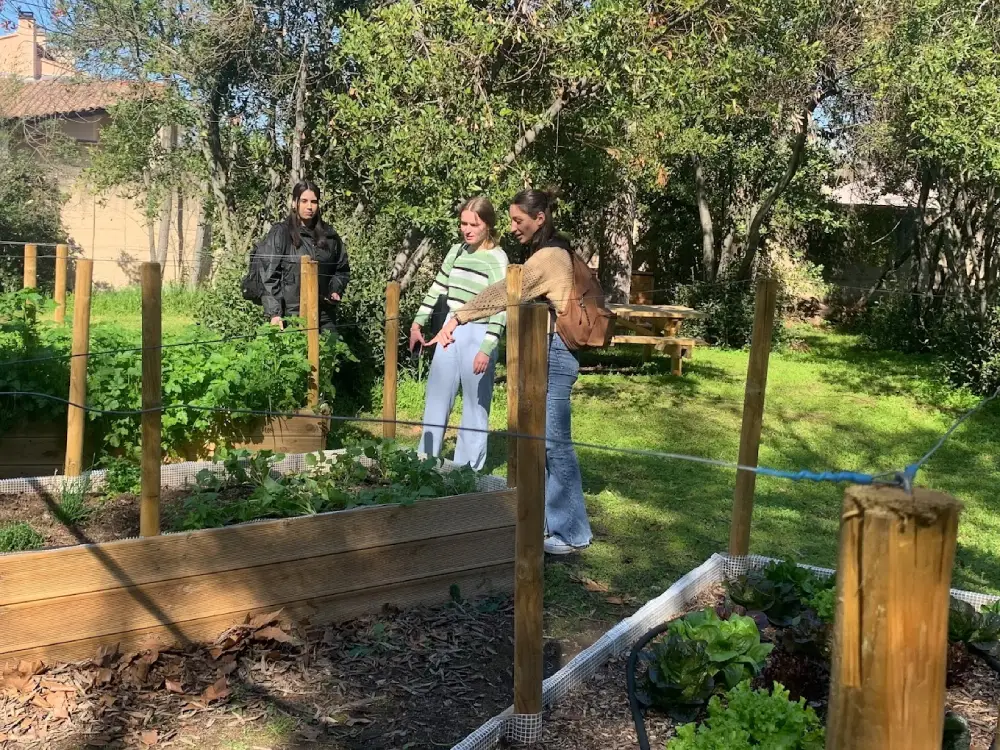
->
xmin=1 ymin=596 xmax=571 ymax=749
xmin=0 ymin=489 xmax=196 ymax=549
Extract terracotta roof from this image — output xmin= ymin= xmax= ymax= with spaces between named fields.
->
xmin=0 ymin=78 xmax=149 ymax=120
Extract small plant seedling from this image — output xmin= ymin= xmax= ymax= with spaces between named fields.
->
xmin=55 ymin=474 xmax=93 ymax=525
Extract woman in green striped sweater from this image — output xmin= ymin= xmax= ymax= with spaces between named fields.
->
xmin=409 ymin=196 xmax=509 ymax=471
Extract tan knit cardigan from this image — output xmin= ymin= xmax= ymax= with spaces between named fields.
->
xmin=453 ymin=246 xmax=574 ymax=324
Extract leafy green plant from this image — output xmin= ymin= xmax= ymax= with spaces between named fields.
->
xmin=781 ymin=610 xmax=830 ymax=658
xmin=667 ymin=681 xmax=825 ymax=750
xmin=949 ymin=597 xmax=1000 ymax=653
xmin=636 ymin=635 xmax=717 ymax=722
xmin=808 ymin=586 xmax=836 ymax=624
xmin=99 ymin=455 xmax=142 ymax=498
xmin=727 ymin=561 xmax=834 ymax=627
xmin=0 ymin=521 xmax=45 ymax=553
xmin=637 ymin=608 xmax=772 ymax=720
xmin=179 ymin=443 xmax=481 ymax=531
xmin=669 ymin=609 xmax=774 ymax=689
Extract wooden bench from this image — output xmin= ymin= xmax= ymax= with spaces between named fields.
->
xmin=610 ymin=335 xmax=696 ymax=375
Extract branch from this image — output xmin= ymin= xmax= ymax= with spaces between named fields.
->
xmin=496 ymin=79 xmax=599 ymax=171
xmin=693 ymin=155 xmax=716 ymax=281
xmin=737 ymin=103 xmax=816 ymax=281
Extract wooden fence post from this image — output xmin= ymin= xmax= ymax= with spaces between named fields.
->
xmin=506 ymin=265 xmax=523 ymax=488
xmin=826 ymin=484 xmax=960 ymax=750
xmin=383 ymin=281 xmax=400 ymax=440
xmin=64 ymin=260 xmax=93 ymax=477
xmin=54 ymin=244 xmax=68 ymax=324
xmin=140 ymin=263 xmax=162 ymax=537
xmin=728 ymin=277 xmax=779 ymax=556
xmin=513 ymin=303 xmax=548 ymax=723
xmin=23 ymin=243 xmax=37 ymax=289
xmin=299 ymin=256 xmax=320 ymax=408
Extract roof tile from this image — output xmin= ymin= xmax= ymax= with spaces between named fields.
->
xmin=0 ymin=78 xmax=148 ymax=120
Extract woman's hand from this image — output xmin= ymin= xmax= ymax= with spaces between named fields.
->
xmin=428 ymin=318 xmax=459 ymax=349
xmin=472 ymin=352 xmax=490 ymax=375
xmin=270 ymin=315 xmax=285 ymax=330
xmin=328 ymin=292 xmax=341 ymax=302
xmin=409 ymin=323 xmax=426 ymax=353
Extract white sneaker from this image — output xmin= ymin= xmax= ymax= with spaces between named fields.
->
xmin=544 ymin=535 xmax=589 ymax=555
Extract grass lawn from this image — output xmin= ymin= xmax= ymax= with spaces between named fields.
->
xmin=387 ymin=323 xmax=1000 ymax=629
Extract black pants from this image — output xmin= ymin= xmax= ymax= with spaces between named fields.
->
xmin=283 ymin=301 xmax=338 ymax=333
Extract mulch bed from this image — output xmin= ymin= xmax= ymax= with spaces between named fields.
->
xmin=1 ymin=597 xmax=541 ymax=749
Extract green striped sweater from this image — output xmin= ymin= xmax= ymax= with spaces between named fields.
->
xmin=414 ymin=243 xmax=509 ymax=355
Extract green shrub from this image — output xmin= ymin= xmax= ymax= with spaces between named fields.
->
xmin=0 ymin=298 xmax=357 ymax=462
xmin=0 ymin=521 xmax=45 ymax=553
xmin=850 ymin=293 xmax=1000 ymax=395
xmin=674 ymin=275 xmax=787 ymax=349
xmin=667 ymin=681 xmax=825 ymax=750
xmin=636 ymin=608 xmax=772 ymax=721
xmin=100 ymin=455 xmax=142 ymax=497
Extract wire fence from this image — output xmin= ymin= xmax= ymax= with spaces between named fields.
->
xmin=0 ymin=269 xmax=996 ymax=496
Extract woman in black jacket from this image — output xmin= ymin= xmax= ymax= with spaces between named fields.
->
xmin=259 ymin=180 xmax=350 ymax=331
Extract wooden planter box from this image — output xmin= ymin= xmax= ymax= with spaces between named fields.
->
xmin=0 ymin=418 xmax=78 ymax=480
xmin=0 ymin=489 xmax=516 ymax=666
xmin=0 ymin=412 xmax=327 ymax=478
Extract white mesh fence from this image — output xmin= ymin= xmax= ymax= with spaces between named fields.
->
xmin=453 ymin=551 xmax=1000 ymax=749
xmin=0 ymin=450 xmax=507 ymax=499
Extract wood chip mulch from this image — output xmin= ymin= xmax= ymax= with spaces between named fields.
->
xmin=1 ymin=597 xmax=519 ymax=749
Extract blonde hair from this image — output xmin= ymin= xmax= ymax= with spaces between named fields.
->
xmin=460 ymin=195 xmax=500 ymax=242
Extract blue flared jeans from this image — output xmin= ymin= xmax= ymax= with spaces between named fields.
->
xmin=419 ymin=323 xmax=497 ymax=471
xmin=544 ymin=333 xmax=593 ymax=547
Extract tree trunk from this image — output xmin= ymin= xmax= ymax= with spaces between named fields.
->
xmin=694 ymin=156 xmax=716 ymax=281
xmin=156 ymin=190 xmax=173 ymax=268
xmin=190 ymin=193 xmax=213 ymax=289
xmin=176 ymin=190 xmax=184 ymax=277
xmin=290 ymin=42 xmax=308 ymax=190
xmin=737 ymin=106 xmax=814 ymax=281
xmin=600 ymin=181 xmax=637 ymax=303
xmin=155 ymin=125 xmax=178 ymax=267
xmin=398 ymin=238 xmax=433 ymax=292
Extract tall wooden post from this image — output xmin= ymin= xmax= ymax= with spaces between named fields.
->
xmin=299 ymin=256 xmax=320 ymax=408
xmin=513 ymin=303 xmax=548 ymax=721
xmin=23 ymin=243 xmax=37 ymax=289
xmin=54 ymin=244 xmax=68 ymax=323
xmin=826 ymin=485 xmax=960 ymax=750
xmin=506 ymin=265 xmax=523 ymax=488
xmin=728 ymin=278 xmax=779 ymax=556
xmin=140 ymin=263 xmax=162 ymax=537
xmin=383 ymin=281 xmax=400 ymax=440
xmin=64 ymin=260 xmax=93 ymax=477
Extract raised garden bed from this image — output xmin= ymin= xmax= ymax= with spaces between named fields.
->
xmin=454 ymin=554 xmax=1000 ymax=750
xmin=0 ymin=445 xmax=514 ymax=667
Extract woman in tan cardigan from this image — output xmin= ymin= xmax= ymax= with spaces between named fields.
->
xmin=429 ymin=190 xmax=592 ymax=555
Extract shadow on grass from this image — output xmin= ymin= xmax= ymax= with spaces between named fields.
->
xmin=795 ymin=328 xmax=970 ymax=410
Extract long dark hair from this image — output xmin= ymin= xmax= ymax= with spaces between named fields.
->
xmin=511 ymin=188 xmax=557 ymax=250
xmin=286 ymin=180 xmax=329 ymax=251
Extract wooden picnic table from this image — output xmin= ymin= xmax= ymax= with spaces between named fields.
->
xmin=608 ymin=303 xmax=709 ymax=376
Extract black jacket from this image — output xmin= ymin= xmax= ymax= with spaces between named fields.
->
xmin=258 ymin=221 xmax=350 ymax=319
